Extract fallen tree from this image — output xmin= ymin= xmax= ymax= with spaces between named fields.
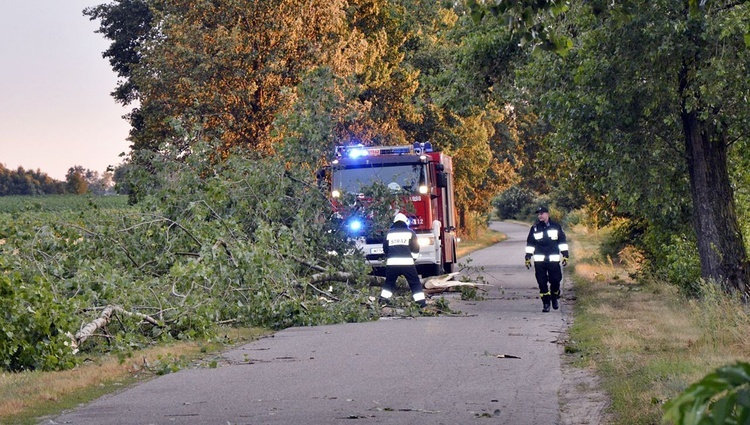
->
xmin=70 ymin=305 xmax=161 ymax=354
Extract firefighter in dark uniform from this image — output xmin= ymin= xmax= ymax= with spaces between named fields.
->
xmin=525 ymin=206 xmax=569 ymax=312
xmin=379 ymin=212 xmax=426 ymax=308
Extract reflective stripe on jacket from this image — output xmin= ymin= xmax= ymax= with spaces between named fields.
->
xmin=384 ymin=222 xmax=420 ymax=266
xmin=525 ymin=220 xmax=569 ymax=262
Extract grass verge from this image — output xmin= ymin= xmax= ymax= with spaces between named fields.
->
xmin=0 ymin=327 xmax=269 ymax=425
xmin=566 ymin=225 xmax=750 ymax=424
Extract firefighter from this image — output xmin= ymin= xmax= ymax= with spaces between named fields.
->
xmin=525 ymin=206 xmax=569 ymax=312
xmin=379 ymin=212 xmax=426 ymax=308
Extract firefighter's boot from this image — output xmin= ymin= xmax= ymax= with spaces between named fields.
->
xmin=541 ymin=294 xmax=551 ymax=313
xmin=551 ymin=290 xmax=560 ymax=310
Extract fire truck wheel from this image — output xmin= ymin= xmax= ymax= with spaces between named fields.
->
xmin=444 ymin=262 xmax=454 ymax=273
xmin=422 ymin=263 xmax=443 ymax=278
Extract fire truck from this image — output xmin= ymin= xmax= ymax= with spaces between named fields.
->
xmin=329 ymin=142 xmax=457 ymax=277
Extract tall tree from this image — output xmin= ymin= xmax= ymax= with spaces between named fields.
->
xmin=677 ymin=0 xmax=750 ymax=296
xmin=135 ymin=0 xmax=368 ymax=155
xmin=394 ymin=1 xmax=521 ymax=231
xmin=66 ymin=166 xmax=89 ymax=195
xmin=84 ymin=0 xmax=153 ymax=149
xmin=87 ymin=0 xmax=523 ymax=234
xmin=518 ymin=0 xmax=750 ymax=296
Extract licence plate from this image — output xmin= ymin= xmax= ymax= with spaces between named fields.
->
xmin=370 ymin=247 xmax=384 ymax=254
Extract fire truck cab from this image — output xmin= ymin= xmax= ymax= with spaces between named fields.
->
xmin=330 ymin=142 xmax=458 ymax=277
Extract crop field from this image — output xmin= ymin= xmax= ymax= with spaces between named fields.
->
xmin=0 ymin=194 xmax=129 ymax=213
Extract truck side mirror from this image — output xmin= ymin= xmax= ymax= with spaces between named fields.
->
xmin=436 ymin=172 xmax=447 ymax=188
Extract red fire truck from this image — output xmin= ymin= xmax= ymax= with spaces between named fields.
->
xmin=329 ymin=142 xmax=458 ymax=277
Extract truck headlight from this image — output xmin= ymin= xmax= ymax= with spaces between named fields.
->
xmin=418 ymin=236 xmax=434 ymax=247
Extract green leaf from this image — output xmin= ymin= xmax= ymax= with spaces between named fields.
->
xmin=688 ymin=0 xmax=701 ymax=17
xmin=663 ymin=362 xmax=750 ymax=424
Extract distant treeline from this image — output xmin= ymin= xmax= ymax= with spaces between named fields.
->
xmin=0 ymin=164 xmax=114 ymax=196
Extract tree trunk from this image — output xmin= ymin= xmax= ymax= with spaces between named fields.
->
xmin=680 ymin=91 xmax=749 ymax=298
xmin=458 ymin=207 xmax=466 ymax=231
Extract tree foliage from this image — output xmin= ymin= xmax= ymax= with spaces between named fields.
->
xmin=0 ymin=137 xmax=380 ymax=372
xmin=87 ymin=0 xmax=527 ymax=235
xmin=0 ymin=165 xmax=113 ymax=197
xmin=65 ymin=166 xmax=89 ymax=195
xmin=0 ymin=165 xmax=65 ymax=196
xmin=663 ymin=361 xmax=750 ymax=425
xmin=515 ymin=0 xmax=750 ymax=296
xmin=397 ymin=2 xmax=522 ymax=231
xmin=84 ymin=0 xmax=152 ymax=106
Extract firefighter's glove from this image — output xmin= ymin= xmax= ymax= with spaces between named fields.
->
xmin=562 ymin=257 xmax=569 ymax=267
xmin=525 ymin=259 xmax=532 ymax=269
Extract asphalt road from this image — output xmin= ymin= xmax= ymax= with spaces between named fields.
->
xmin=47 ymin=221 xmax=576 ymax=425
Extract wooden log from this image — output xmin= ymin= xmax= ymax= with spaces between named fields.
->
xmin=71 ymin=305 xmax=160 ymax=353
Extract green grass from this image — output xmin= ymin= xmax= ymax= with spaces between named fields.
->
xmin=0 ymin=328 xmax=270 ymax=424
xmin=567 ymin=225 xmax=750 ymax=424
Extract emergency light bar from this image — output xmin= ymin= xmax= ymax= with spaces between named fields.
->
xmin=334 ymin=142 xmax=433 ymax=159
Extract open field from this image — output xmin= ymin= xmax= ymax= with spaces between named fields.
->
xmin=0 ymin=195 xmax=129 ymax=213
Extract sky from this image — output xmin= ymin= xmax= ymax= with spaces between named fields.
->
xmin=1 ymin=1 xmax=132 ymax=181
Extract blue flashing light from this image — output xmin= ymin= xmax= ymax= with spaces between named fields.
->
xmin=348 ymin=218 xmax=364 ymax=233
xmin=334 ymin=142 xmax=434 ymax=159
xmin=348 ymin=148 xmax=369 ymax=159
xmin=412 ymin=141 xmax=433 ymax=154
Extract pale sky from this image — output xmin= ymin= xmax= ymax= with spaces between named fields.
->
xmin=1 ymin=1 xmax=132 ymax=181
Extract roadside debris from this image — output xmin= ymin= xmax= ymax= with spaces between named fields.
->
xmin=422 ymin=272 xmax=489 ymax=294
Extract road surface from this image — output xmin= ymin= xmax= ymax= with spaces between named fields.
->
xmin=47 ymin=221 xmax=603 ymax=425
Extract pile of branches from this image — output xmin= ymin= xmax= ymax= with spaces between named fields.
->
xmin=0 ymin=144 xmax=379 ymax=372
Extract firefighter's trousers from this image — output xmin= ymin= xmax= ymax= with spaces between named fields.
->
xmin=534 ymin=261 xmax=562 ymax=303
xmin=382 ymin=265 xmax=425 ymax=305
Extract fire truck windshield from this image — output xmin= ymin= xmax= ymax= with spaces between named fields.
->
xmin=333 ymin=164 xmax=425 ymax=195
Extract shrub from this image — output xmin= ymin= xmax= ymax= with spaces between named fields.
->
xmin=0 ymin=259 xmax=78 ymax=371
xmin=657 ymin=234 xmax=702 ymax=297
xmin=493 ymin=186 xmax=535 ymax=219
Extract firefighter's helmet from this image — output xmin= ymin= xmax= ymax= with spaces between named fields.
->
xmin=393 ymin=213 xmax=408 ymax=224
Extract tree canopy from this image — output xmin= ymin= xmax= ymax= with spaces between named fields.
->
xmin=87 ymin=0 xmax=519 ymax=234
xmin=511 ymin=0 xmax=750 ymax=296
xmin=86 ymin=0 xmax=750 ymax=296
xmin=0 ymin=165 xmax=113 ymax=196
